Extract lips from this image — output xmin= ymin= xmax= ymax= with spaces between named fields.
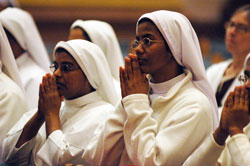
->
xmin=138 ymin=58 xmax=147 ymax=65
xmin=56 ymin=81 xmax=65 ymax=89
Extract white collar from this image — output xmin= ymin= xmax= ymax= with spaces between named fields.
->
xmin=64 ymin=91 xmax=101 ymax=108
xmin=149 ymin=73 xmax=185 ymax=94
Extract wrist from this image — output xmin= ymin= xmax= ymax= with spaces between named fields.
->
xmin=213 ymin=127 xmax=229 ymax=146
xmin=228 ymin=127 xmax=244 ymax=136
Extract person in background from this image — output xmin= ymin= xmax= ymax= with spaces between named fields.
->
xmin=82 ymin=10 xmax=218 ymax=166
xmin=206 ymin=4 xmax=250 ymax=112
xmin=0 ymin=0 xmax=19 ymax=11
xmin=183 ymin=53 xmax=250 ymax=166
xmin=0 ymin=7 xmax=51 ymax=110
xmin=0 ymin=21 xmax=28 ymax=144
xmin=68 ymin=20 xmax=124 ymax=97
xmin=0 ymin=39 xmax=118 ymax=165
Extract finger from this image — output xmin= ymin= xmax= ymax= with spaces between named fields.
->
xmin=239 ymin=86 xmax=246 ymax=107
xmin=234 ymin=86 xmax=241 ymax=105
xmin=130 ymin=54 xmax=142 ymax=77
xmin=42 ymin=74 xmax=50 ymax=93
xmin=243 ymin=87 xmax=249 ymax=113
xmin=226 ymin=92 xmax=234 ymax=108
xmin=125 ymin=57 xmax=132 ymax=80
xmin=120 ymin=67 xmax=126 ymax=98
xmin=48 ymin=74 xmax=57 ymax=91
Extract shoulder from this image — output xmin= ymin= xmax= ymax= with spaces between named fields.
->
xmin=206 ymin=60 xmax=232 ymax=74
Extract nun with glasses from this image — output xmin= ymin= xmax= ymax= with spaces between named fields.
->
xmin=82 ymin=10 xmax=218 ymax=166
xmin=1 ymin=40 xmax=118 ymax=165
xmin=0 ymin=7 xmax=51 ymax=110
xmin=69 ymin=20 xmax=124 ymax=97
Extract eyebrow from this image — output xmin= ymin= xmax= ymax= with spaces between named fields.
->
xmin=136 ymin=34 xmax=155 ymax=40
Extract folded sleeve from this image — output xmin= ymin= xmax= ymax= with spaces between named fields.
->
xmin=227 ymin=133 xmax=250 ymax=166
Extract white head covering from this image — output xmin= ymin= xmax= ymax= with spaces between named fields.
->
xmin=54 ymin=39 xmax=119 ymax=106
xmin=137 ymin=10 xmax=219 ymax=129
xmin=0 ymin=21 xmax=23 ymax=90
xmin=70 ymin=20 xmax=124 ymax=81
xmin=0 ymin=7 xmax=50 ymax=72
xmin=243 ymin=53 xmax=250 ymax=70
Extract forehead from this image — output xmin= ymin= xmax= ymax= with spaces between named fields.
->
xmin=231 ymin=11 xmax=249 ymax=25
xmin=54 ymin=51 xmax=78 ymax=65
xmin=137 ymin=20 xmax=161 ymax=37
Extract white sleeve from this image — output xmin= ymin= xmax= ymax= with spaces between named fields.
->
xmin=37 ymin=105 xmax=115 ymax=166
xmin=0 ymin=110 xmax=39 ymax=165
xmin=122 ymin=94 xmax=213 ymax=166
xmin=227 ymin=134 xmax=250 ymax=166
xmin=0 ymin=81 xmax=28 ymax=143
xmin=82 ymin=103 xmax=126 ymax=165
xmin=183 ymin=134 xmax=224 ymax=166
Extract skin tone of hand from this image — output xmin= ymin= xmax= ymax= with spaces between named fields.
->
xmin=226 ymin=86 xmax=249 ymax=136
xmin=16 ymin=74 xmax=62 ymax=148
xmin=120 ymin=53 xmax=149 ymax=98
xmin=213 ymin=85 xmax=249 ymax=146
xmin=213 ymin=93 xmax=232 ymax=146
xmin=39 ymin=73 xmax=62 ymax=137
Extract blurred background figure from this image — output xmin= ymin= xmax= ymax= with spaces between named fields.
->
xmin=0 ymin=7 xmax=51 ymax=110
xmin=69 ymin=20 xmax=124 ymax=97
xmin=0 ymin=0 xmax=19 ymax=11
xmin=0 ymin=21 xmax=28 ymax=145
xmin=206 ymin=4 xmax=250 ymax=113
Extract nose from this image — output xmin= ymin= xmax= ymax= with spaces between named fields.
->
xmin=135 ymin=43 xmax=144 ymax=57
xmin=53 ymin=67 xmax=62 ymax=77
xmin=228 ymin=25 xmax=237 ymax=35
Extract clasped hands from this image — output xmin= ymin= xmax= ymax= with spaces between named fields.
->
xmin=120 ymin=54 xmax=149 ymax=98
xmin=38 ymin=73 xmax=62 ymax=120
xmin=219 ymin=85 xmax=249 ymax=137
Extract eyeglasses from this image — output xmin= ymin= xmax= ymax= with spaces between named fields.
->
xmin=224 ymin=21 xmax=250 ymax=34
xmin=238 ymin=71 xmax=249 ymax=85
xmin=131 ymin=37 xmax=164 ymax=49
xmin=50 ymin=63 xmax=81 ymax=73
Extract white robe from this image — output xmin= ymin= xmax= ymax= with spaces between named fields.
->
xmin=0 ymin=71 xmax=28 ymax=144
xmin=83 ymin=71 xmax=213 ymax=166
xmin=16 ymin=52 xmax=47 ymax=110
xmin=183 ymin=123 xmax=250 ymax=166
xmin=206 ymin=59 xmax=242 ymax=113
xmin=1 ymin=92 xmax=114 ymax=166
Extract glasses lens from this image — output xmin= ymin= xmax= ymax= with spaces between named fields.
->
xmin=238 ymin=74 xmax=248 ymax=84
xmin=143 ymin=38 xmax=150 ymax=47
xmin=132 ymin=40 xmax=139 ymax=48
xmin=49 ymin=64 xmax=56 ymax=73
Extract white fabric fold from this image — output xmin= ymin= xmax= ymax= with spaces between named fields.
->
xmin=70 ymin=20 xmax=124 ymax=81
xmin=0 ymin=7 xmax=50 ymax=72
xmin=0 ymin=20 xmax=23 ymax=89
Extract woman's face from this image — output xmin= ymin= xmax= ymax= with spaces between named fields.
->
xmin=225 ymin=11 xmax=250 ymax=56
xmin=68 ymin=28 xmax=90 ymax=41
xmin=53 ymin=51 xmax=92 ymax=100
xmin=135 ymin=20 xmax=173 ymax=77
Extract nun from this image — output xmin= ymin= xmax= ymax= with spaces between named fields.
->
xmin=0 ymin=7 xmax=51 ymax=110
xmin=82 ymin=10 xmax=218 ymax=166
xmin=0 ymin=21 xmax=28 ymax=144
xmin=69 ymin=20 xmax=124 ymax=97
xmin=1 ymin=40 xmax=118 ymax=165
